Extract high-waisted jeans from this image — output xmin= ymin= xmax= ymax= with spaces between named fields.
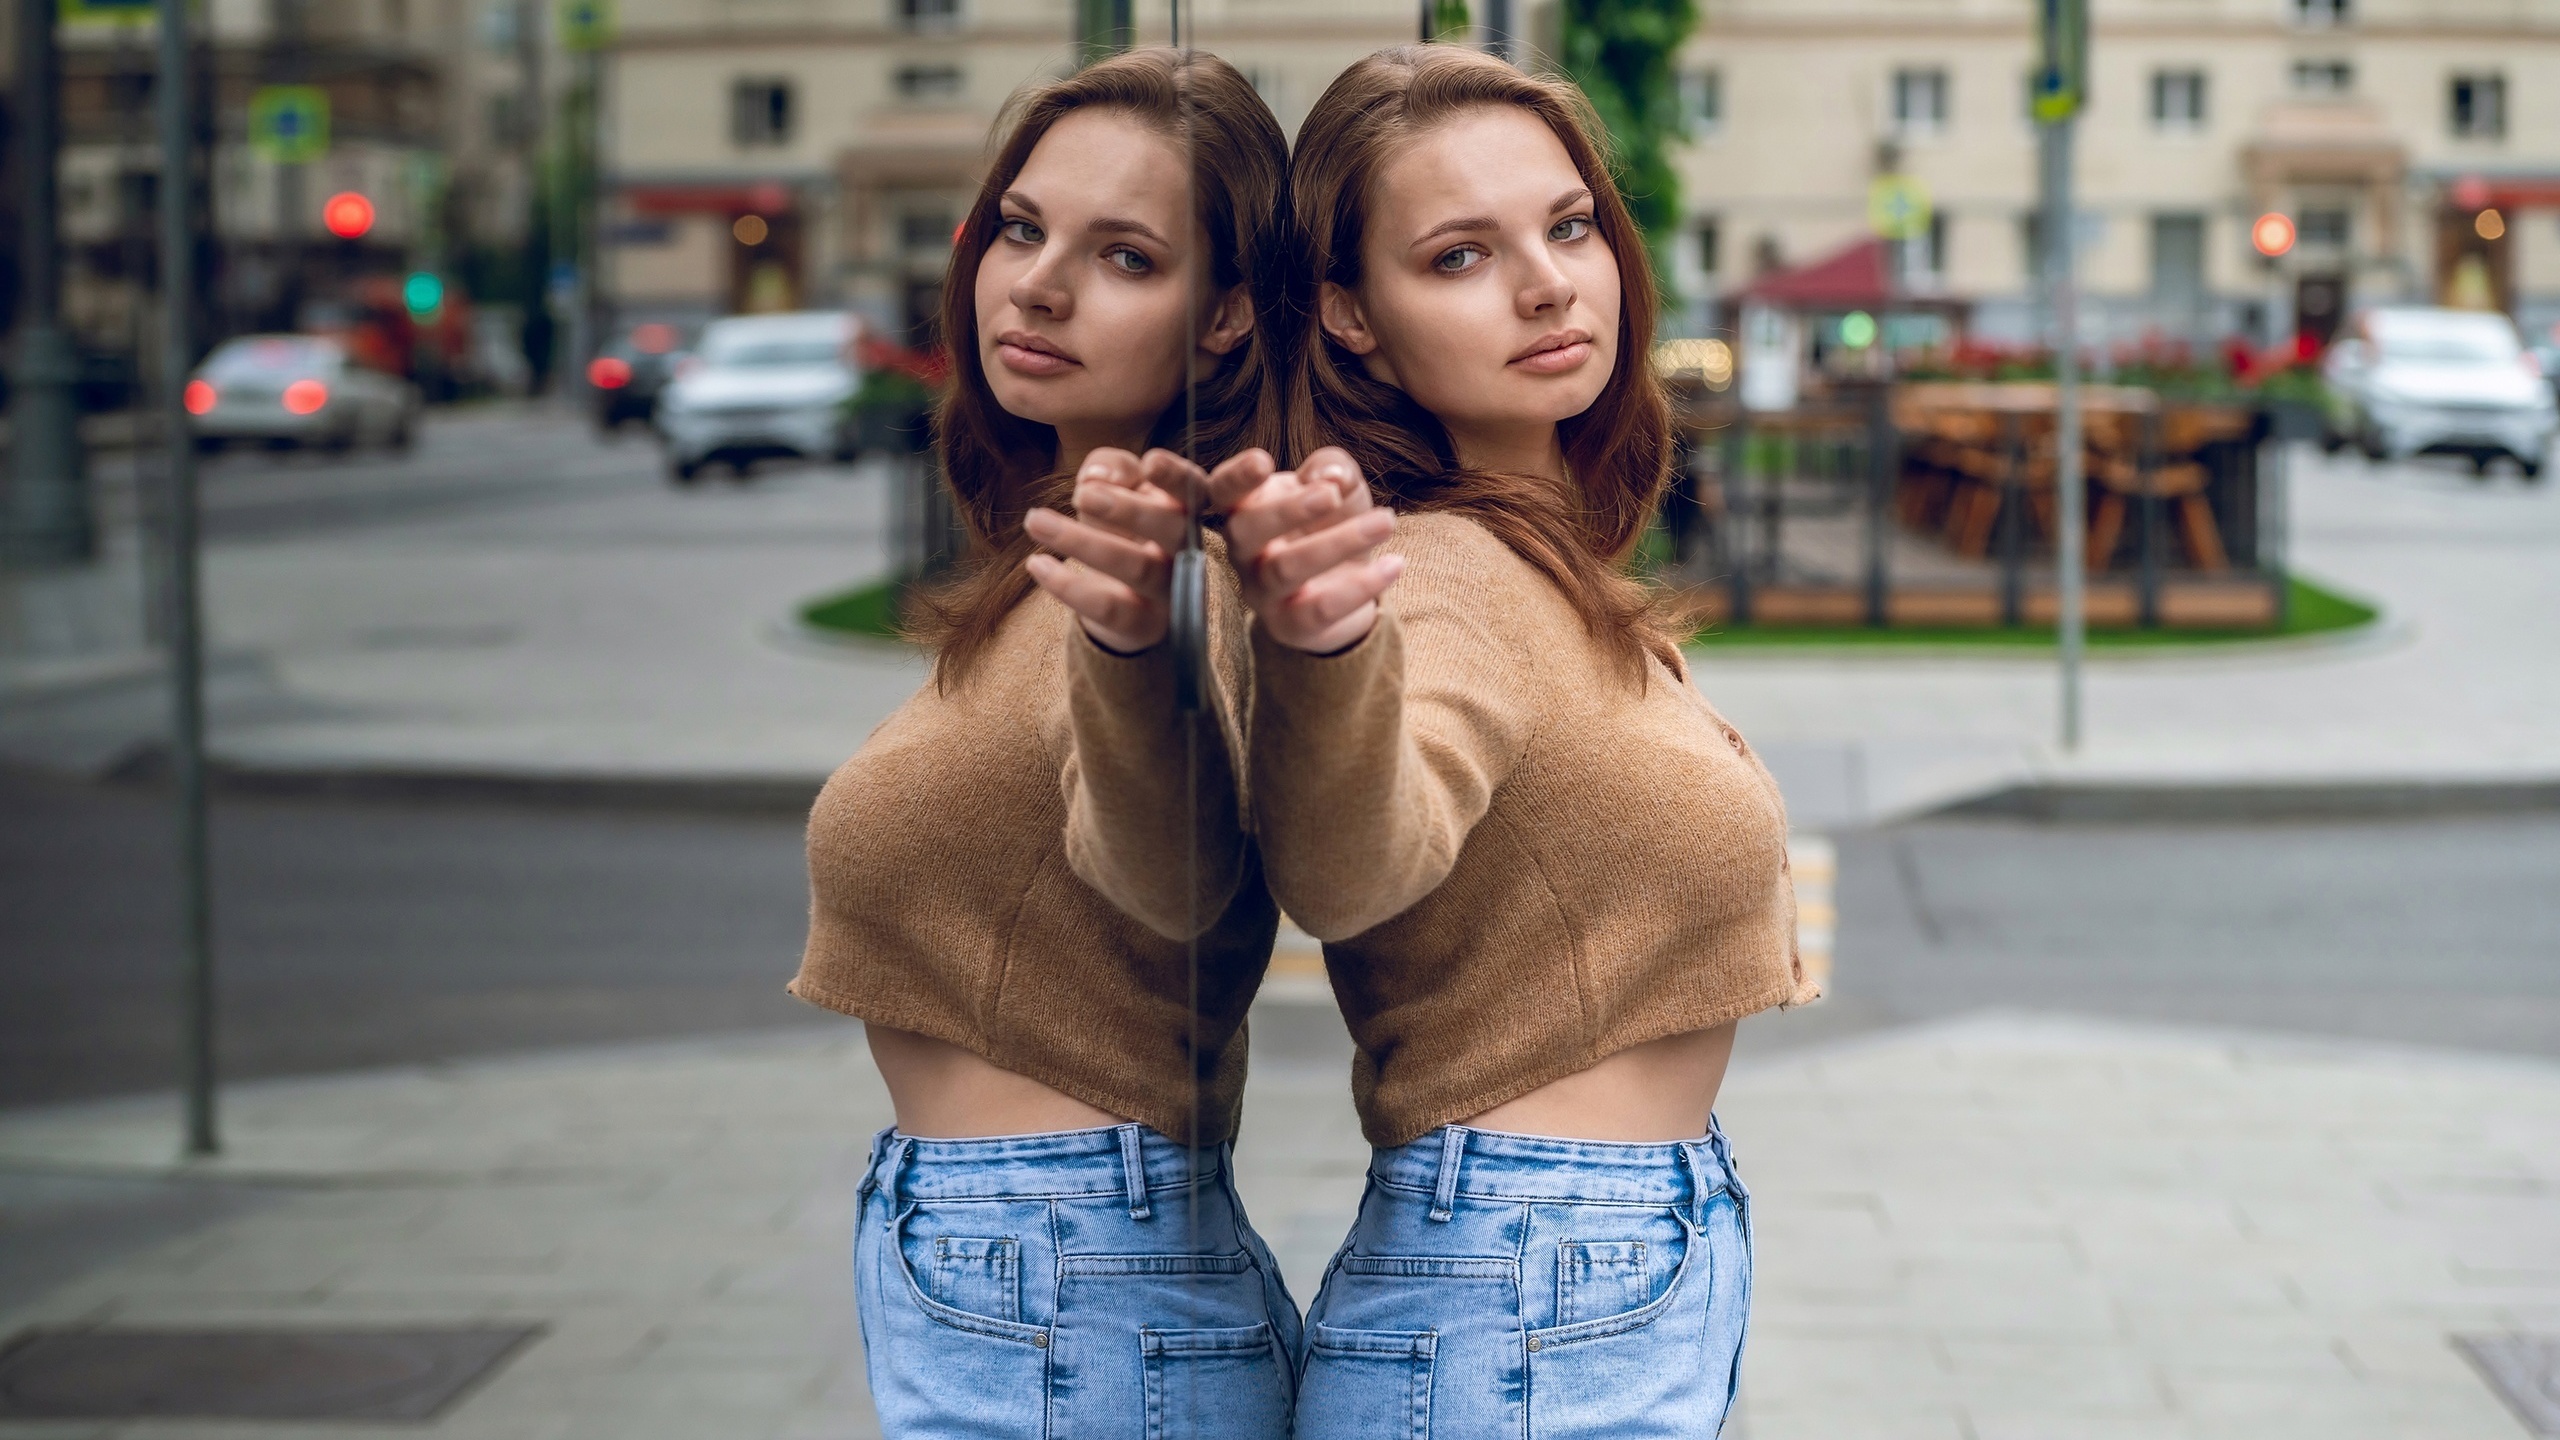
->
xmin=1294 ymin=1122 xmax=1753 ymax=1440
xmin=852 ymin=1123 xmax=1301 ymax=1440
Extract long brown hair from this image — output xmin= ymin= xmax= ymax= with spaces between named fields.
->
xmin=914 ymin=48 xmax=1290 ymax=689
xmin=1287 ymin=45 xmax=1679 ymax=675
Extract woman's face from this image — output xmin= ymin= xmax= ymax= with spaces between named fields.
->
xmin=1320 ymin=105 xmax=1620 ymax=469
xmin=974 ymin=106 xmax=1248 ymax=458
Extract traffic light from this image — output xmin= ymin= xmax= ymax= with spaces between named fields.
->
xmin=322 ymin=192 xmax=375 ymax=239
xmin=403 ymin=271 xmax=446 ymax=318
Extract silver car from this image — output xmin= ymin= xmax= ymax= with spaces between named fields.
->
xmin=653 ymin=311 xmax=861 ymax=482
xmin=2324 ymin=306 xmax=2555 ymax=480
xmin=185 ymin=335 xmax=421 ymax=453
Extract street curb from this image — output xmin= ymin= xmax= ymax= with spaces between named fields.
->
xmin=1939 ymin=777 xmax=2560 ymax=822
xmin=103 ymin=747 xmax=827 ymax=817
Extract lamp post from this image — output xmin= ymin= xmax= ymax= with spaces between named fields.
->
xmin=2034 ymin=0 xmax=2087 ymax=751
xmin=7 ymin=0 xmax=94 ymax=565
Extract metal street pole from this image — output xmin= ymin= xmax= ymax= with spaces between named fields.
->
xmin=7 ymin=0 xmax=94 ymax=565
xmin=2042 ymin=118 xmax=2085 ymax=751
xmin=157 ymin=0 xmax=217 ymax=1156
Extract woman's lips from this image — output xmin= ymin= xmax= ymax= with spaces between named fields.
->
xmin=994 ymin=332 xmax=1079 ymax=377
xmin=1510 ymin=339 xmax=1594 ymax=374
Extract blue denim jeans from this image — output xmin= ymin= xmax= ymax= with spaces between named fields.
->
xmin=1295 ymin=1122 xmax=1753 ymax=1440
xmin=853 ymin=1123 xmax=1302 ymax=1440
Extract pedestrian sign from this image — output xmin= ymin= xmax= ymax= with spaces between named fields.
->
xmin=1868 ymin=175 xmax=1932 ymax=242
xmin=2032 ymin=0 xmax=2088 ymax=123
xmin=250 ymin=86 xmax=330 ymax=164
xmin=558 ymin=0 xmax=613 ymax=50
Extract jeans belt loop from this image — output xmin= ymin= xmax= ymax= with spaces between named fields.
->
xmin=1117 ymin=1124 xmax=1152 ymax=1221
xmin=1676 ymin=1141 xmax=1714 ymax=1231
xmin=879 ymin=1135 xmax=915 ymax=1224
xmin=1708 ymin=1121 xmax=1747 ymax=1205
xmin=1428 ymin=1126 xmax=1466 ymax=1222
xmin=855 ymin=1125 xmax=896 ymax=1202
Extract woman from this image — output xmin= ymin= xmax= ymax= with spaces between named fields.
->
xmin=1045 ymin=45 xmax=1818 ymax=1438
xmin=789 ymin=49 xmax=1299 ymax=1438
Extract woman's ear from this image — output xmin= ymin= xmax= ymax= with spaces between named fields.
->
xmin=1199 ymin=284 xmax=1255 ymax=358
xmin=1318 ymin=282 xmax=1379 ymax=357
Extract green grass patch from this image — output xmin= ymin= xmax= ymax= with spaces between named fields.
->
xmin=1685 ymin=576 xmax=2378 ymax=650
xmin=800 ymin=577 xmax=911 ymax=642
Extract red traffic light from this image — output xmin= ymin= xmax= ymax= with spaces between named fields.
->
xmin=2251 ymin=212 xmax=2296 ymax=258
xmin=183 ymin=379 xmax=217 ymax=415
xmin=322 ymin=191 xmax=375 ymax=239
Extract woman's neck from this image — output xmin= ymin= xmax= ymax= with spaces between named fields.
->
xmin=1448 ymin=421 xmax=1568 ymax=483
xmin=1051 ymin=421 xmax=1151 ymax=477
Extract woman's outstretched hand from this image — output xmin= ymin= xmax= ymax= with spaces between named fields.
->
xmin=1023 ymin=448 xmax=1196 ymax=653
xmin=1212 ymin=446 xmax=1402 ymax=655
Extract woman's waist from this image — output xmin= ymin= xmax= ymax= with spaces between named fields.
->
xmin=1364 ymin=1122 xmax=1741 ymax=1207
xmin=866 ymin=1121 xmax=1230 ymax=1202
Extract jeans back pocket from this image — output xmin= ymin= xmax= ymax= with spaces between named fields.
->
xmin=1296 ymin=1325 xmax=1435 ymax=1440
xmin=1141 ymin=1323 xmax=1290 ymax=1440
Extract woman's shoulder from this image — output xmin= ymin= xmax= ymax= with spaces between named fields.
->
xmin=1384 ymin=509 xmax=1580 ymax=630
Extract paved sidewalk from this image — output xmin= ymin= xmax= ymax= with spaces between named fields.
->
xmin=9 ymin=419 xmax=2558 ymax=818
xmin=3 ymin=1008 xmax=2552 ymax=1439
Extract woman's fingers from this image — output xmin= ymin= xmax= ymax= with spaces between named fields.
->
xmin=1278 ymin=554 xmax=1405 ymax=633
xmin=1024 ymin=554 xmax=1167 ymax=653
xmin=1137 ymin=448 xmax=1215 ymax=515
xmin=1024 ymin=507 xmax=1169 ymax=594
xmin=1071 ymin=478 xmax=1188 ymax=552
xmin=1201 ymin=448 xmax=1277 ymax=511
xmin=1226 ymin=473 xmax=1342 ymax=561
xmin=1257 ymin=508 xmax=1394 ymax=593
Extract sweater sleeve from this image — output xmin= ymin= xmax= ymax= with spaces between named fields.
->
xmin=1247 ymin=525 xmax=1545 ymax=941
xmin=1057 ymin=547 xmax=1253 ymax=942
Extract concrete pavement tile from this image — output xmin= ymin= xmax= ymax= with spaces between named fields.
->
xmin=1729 ymin=1397 xmax=1977 ymax=1440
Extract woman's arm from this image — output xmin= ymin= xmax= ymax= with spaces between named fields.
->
xmin=1030 ymin=448 xmax=1251 ymax=940
xmin=1220 ymin=450 xmax=1540 ymax=941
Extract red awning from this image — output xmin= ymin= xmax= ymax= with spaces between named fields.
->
xmin=623 ymin=181 xmax=797 ymax=216
xmin=1739 ymin=237 xmax=1896 ymax=309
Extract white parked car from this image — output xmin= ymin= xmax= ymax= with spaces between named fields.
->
xmin=2324 ymin=306 xmax=2555 ymax=480
xmin=653 ymin=311 xmax=861 ymax=482
xmin=184 ymin=335 xmax=421 ymax=452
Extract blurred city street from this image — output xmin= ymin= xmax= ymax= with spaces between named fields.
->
xmin=3 ymin=404 xmax=2558 ymax=1436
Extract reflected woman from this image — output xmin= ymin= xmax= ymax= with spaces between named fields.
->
xmin=1226 ymin=46 xmax=1817 ymax=1437
xmin=788 ymin=49 xmax=1299 ymax=1438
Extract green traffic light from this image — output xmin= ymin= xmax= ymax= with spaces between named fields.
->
xmin=403 ymin=272 xmax=445 ymax=317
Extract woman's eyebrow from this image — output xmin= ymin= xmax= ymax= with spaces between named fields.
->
xmin=1409 ymin=187 xmax=1597 ymax=249
xmin=1550 ymin=186 xmax=1593 ymax=213
xmin=1000 ymin=190 xmax=1043 ymax=216
xmin=1088 ymin=216 xmax=1174 ymax=248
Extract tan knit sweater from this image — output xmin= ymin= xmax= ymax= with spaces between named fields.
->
xmin=1243 ymin=512 xmax=1817 ymax=1146
xmin=791 ymin=564 xmax=1273 ymax=1145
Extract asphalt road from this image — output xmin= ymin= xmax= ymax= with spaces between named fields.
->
xmin=7 ymin=748 xmax=2557 ymax=1109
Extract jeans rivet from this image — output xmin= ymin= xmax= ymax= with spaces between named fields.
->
xmin=1033 ymin=1332 xmax=1049 ymax=1349
xmin=1526 ymin=1337 xmax=1542 ymax=1352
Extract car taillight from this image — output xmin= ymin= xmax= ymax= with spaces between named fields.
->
xmin=588 ymin=355 xmax=633 ymax=389
xmin=282 ymin=379 xmax=329 ymax=415
xmin=183 ymin=380 xmax=217 ymax=415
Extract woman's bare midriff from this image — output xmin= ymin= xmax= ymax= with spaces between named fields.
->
xmin=1463 ymin=1023 xmax=1737 ymax=1143
xmin=865 ymin=1024 xmax=1124 ymax=1138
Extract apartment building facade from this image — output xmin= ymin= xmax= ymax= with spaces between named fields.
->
xmin=600 ymin=0 xmax=1411 ymax=338
xmin=1668 ymin=0 xmax=2560 ymax=347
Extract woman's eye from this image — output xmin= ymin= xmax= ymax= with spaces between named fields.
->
xmin=1550 ymin=216 xmax=1594 ymax=243
xmin=1433 ymin=245 xmax=1487 ymax=274
xmin=1104 ymin=247 xmax=1152 ymax=275
xmin=999 ymin=218 xmax=1041 ymax=245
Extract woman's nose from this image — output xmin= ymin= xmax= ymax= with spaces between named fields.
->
xmin=1516 ymin=248 xmax=1576 ymax=317
xmin=1010 ymin=249 xmax=1073 ymax=318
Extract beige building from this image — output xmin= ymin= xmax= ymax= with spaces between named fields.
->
xmin=600 ymin=0 xmax=1414 ymax=337
xmin=1670 ymin=0 xmax=2560 ymax=347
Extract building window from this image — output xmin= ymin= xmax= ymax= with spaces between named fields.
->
xmin=897 ymin=0 xmax=959 ymax=31
xmin=2298 ymin=208 xmax=2351 ymax=248
xmin=1680 ymin=68 xmax=1722 ymax=134
xmin=899 ymin=210 xmax=955 ymax=253
xmin=2150 ymin=214 xmax=2206 ymax=305
xmin=1899 ymin=212 xmax=1947 ymax=289
xmin=2450 ymin=74 xmax=2506 ymax=139
xmin=895 ymin=63 xmax=964 ymax=102
xmin=1891 ymin=68 xmax=1949 ymax=136
xmin=731 ymin=78 xmax=792 ymax=147
xmin=2291 ymin=59 xmax=2353 ymax=95
xmin=2292 ymin=0 xmax=2349 ymax=24
xmin=2151 ymin=69 xmax=2207 ymax=129
xmin=1693 ymin=217 xmax=1721 ymax=279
